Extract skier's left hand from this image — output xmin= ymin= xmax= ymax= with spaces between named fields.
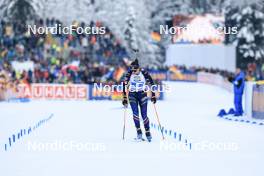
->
xmin=151 ymin=96 xmax=156 ymax=104
xmin=122 ymin=98 xmax=128 ymax=108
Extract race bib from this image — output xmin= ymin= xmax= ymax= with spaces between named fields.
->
xmin=129 ymin=72 xmax=146 ymax=92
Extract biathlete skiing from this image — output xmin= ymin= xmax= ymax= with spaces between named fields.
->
xmin=122 ymin=58 xmax=157 ymax=142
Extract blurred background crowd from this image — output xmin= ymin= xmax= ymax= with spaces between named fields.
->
xmin=0 ymin=19 xmax=263 ymax=86
xmin=0 ymin=19 xmax=129 ymax=86
xmin=0 ymin=0 xmax=264 ymax=92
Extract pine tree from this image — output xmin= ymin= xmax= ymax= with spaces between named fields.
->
xmin=34 ymin=0 xmax=59 ymax=21
xmin=224 ymin=5 xmax=239 ymax=44
xmin=124 ymin=6 xmax=138 ymax=51
xmin=230 ymin=4 xmax=264 ymax=66
xmin=151 ymin=0 xmax=191 ymax=31
xmin=0 ymin=0 xmax=37 ymax=23
xmin=94 ymin=0 xmax=161 ymax=66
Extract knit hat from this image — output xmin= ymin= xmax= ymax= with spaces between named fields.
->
xmin=130 ymin=59 xmax=139 ymax=70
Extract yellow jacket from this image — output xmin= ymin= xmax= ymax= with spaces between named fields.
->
xmin=256 ymin=80 xmax=264 ymax=85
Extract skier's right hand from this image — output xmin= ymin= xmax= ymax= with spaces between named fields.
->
xmin=122 ymin=98 xmax=128 ymax=108
xmin=151 ymin=96 xmax=157 ymax=104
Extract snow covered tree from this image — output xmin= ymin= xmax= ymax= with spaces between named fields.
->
xmin=227 ymin=4 xmax=264 ymax=65
xmin=33 ymin=0 xmax=59 ymax=21
xmin=124 ymin=6 xmax=138 ymax=52
xmin=224 ymin=5 xmax=239 ymax=44
xmin=94 ymin=0 xmax=161 ymax=67
xmin=0 ymin=0 xmax=263 ymax=66
xmin=150 ymin=0 xmax=191 ymax=31
xmin=143 ymin=0 xmax=193 ymax=66
xmin=0 ymin=0 xmax=37 ymax=23
xmin=33 ymin=0 xmax=96 ymax=25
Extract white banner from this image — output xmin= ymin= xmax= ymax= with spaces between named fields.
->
xmin=197 ymin=72 xmax=232 ymax=92
xmin=11 ymin=61 xmax=34 ymax=72
xmin=166 ymin=44 xmax=236 ymax=72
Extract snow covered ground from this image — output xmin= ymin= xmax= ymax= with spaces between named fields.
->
xmin=0 ymin=81 xmax=264 ymax=176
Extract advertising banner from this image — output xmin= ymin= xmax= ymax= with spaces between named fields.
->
xmin=18 ymin=84 xmax=88 ymax=100
xmin=149 ymin=71 xmax=197 ymax=82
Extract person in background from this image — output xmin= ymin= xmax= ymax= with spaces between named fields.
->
xmin=229 ymin=68 xmax=246 ymax=116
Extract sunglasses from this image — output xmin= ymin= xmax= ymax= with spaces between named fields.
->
xmin=131 ymin=68 xmax=139 ymax=72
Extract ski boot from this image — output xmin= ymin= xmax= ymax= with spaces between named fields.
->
xmin=145 ymin=130 xmax=152 ymax=142
xmin=134 ymin=128 xmax=145 ymax=142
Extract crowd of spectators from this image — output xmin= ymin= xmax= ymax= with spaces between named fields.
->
xmin=0 ymin=18 xmax=264 ymax=89
xmin=0 ymin=18 xmax=128 ymax=85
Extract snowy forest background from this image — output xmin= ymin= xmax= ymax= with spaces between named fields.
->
xmin=0 ymin=0 xmax=263 ymax=67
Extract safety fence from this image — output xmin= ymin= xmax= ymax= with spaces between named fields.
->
xmin=197 ymin=71 xmax=264 ymax=119
xmin=197 ymin=72 xmax=232 ymax=92
xmin=150 ymin=122 xmax=192 ymax=150
xmin=4 ymin=114 xmax=54 ymax=151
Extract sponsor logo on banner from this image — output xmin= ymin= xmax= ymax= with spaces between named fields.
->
xmin=149 ymin=71 xmax=197 ymax=82
xmin=168 ymin=73 xmax=197 ymax=82
xmin=150 ymin=72 xmax=167 ymax=80
xmin=18 ymin=84 xmax=87 ymax=100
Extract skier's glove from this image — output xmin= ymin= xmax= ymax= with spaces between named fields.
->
xmin=122 ymin=97 xmax=128 ymax=107
xmin=227 ymin=76 xmax=234 ymax=83
xmin=151 ymin=96 xmax=157 ymax=104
